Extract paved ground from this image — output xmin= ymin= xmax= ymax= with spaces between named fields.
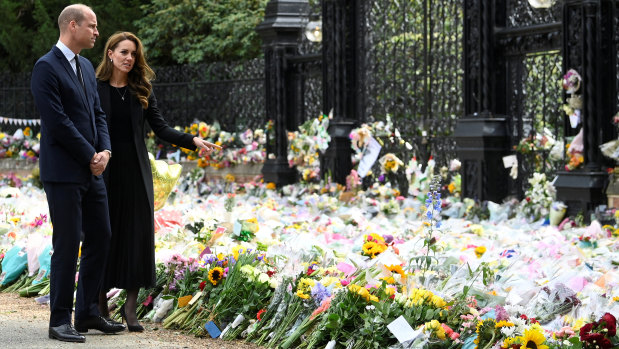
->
xmin=0 ymin=292 xmax=259 ymax=349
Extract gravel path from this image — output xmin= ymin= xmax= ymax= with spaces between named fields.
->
xmin=0 ymin=292 xmax=260 ymax=349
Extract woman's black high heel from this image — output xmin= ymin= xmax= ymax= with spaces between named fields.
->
xmin=120 ymin=304 xmax=145 ymax=332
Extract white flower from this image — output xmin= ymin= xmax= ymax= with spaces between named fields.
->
xmin=500 ymin=326 xmax=516 ymax=337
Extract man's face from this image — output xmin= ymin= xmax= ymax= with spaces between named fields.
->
xmin=73 ymin=9 xmax=99 ymax=50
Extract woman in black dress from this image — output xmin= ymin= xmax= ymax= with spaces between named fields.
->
xmin=95 ymin=32 xmax=219 ymax=331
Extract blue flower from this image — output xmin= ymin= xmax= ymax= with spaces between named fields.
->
xmin=311 ymin=282 xmax=332 ymax=305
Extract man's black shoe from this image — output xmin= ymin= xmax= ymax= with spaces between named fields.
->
xmin=49 ymin=323 xmax=86 ymax=343
xmin=75 ymin=315 xmax=125 ymax=333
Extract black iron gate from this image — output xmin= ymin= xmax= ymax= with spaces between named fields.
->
xmin=497 ymin=2 xmax=564 ymax=198
xmin=361 ymin=0 xmax=464 ymax=167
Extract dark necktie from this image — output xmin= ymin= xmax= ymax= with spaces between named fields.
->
xmin=74 ymin=55 xmax=87 ymax=95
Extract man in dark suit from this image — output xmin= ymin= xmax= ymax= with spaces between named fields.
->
xmin=31 ymin=4 xmax=125 ymax=343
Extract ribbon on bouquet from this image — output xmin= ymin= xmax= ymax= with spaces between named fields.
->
xmin=0 ymin=116 xmax=41 ymax=126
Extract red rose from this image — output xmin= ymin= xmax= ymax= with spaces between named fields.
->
xmin=199 ymin=280 xmax=206 ymax=291
xmin=579 ymin=323 xmax=594 ymax=338
xmin=599 ymin=313 xmax=616 ymax=336
xmin=520 ymin=314 xmax=528 ymax=320
xmin=582 ymin=332 xmax=612 ymax=349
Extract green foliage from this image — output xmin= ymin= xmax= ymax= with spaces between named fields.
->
xmin=135 ymin=0 xmax=268 ymax=65
xmin=0 ymin=0 xmax=146 ymax=73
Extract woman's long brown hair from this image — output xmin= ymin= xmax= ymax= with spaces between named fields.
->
xmin=96 ymin=32 xmax=155 ymax=109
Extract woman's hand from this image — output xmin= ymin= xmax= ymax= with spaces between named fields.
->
xmin=193 ymin=137 xmax=221 ymax=153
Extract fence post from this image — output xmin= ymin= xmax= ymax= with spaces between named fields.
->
xmin=458 ymin=0 xmax=511 ymax=202
xmin=256 ymin=0 xmax=309 ymax=186
xmin=554 ymin=0 xmax=617 ymax=217
xmin=320 ymin=0 xmax=365 ymax=184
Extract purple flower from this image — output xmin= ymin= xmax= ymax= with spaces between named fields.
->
xmin=311 ymin=283 xmax=331 ymax=306
xmin=378 ymin=174 xmax=385 ymax=182
xmin=494 ymin=305 xmax=509 ymax=321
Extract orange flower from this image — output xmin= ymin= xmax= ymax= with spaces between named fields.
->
xmin=178 ymin=295 xmax=193 ymax=308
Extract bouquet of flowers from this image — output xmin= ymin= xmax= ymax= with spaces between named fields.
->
xmin=287 ymin=114 xmax=331 ymax=182
xmin=0 ymin=127 xmax=40 ymax=161
xmin=517 ymin=173 xmax=556 ymax=221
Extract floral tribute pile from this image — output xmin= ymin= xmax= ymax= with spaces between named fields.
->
xmin=0 ymin=165 xmax=617 ymax=349
xmin=0 ymin=114 xmax=617 ymax=348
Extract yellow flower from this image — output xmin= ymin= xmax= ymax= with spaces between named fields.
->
xmin=474 ymin=246 xmax=486 ymax=258
xmin=366 ymin=233 xmax=385 ymax=244
xmin=208 ymin=267 xmax=224 ymax=285
xmin=197 ymin=158 xmax=208 ymax=168
xmin=424 ymin=320 xmax=446 ymax=340
xmin=296 ymin=290 xmax=310 ymax=299
xmin=362 ymin=241 xmax=377 ymax=256
xmin=178 ymin=294 xmax=193 ymax=307
xmin=296 ymin=277 xmax=316 ymax=299
xmin=380 ymin=276 xmax=396 ymax=284
xmin=232 ymin=245 xmax=246 ymax=260
xmin=266 ymin=182 xmax=276 ymax=190
xmin=348 ymin=284 xmax=371 ymax=301
xmin=225 ymin=174 xmax=236 ymax=183
xmin=386 ymin=264 xmax=405 ymax=278
xmin=24 ymin=127 xmax=31 ymax=137
xmin=519 ymin=327 xmax=548 ymax=349
xmin=470 ymin=224 xmax=484 ymax=236
xmin=496 ymin=321 xmax=514 ymax=328
xmin=448 ymin=182 xmax=456 ymax=193
xmin=502 ymin=337 xmax=518 ymax=348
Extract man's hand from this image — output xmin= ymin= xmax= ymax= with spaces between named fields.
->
xmin=90 ymin=151 xmax=110 ymax=176
xmin=193 ymin=137 xmax=221 ymax=153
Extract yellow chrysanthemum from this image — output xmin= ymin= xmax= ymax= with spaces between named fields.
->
xmin=474 ymin=246 xmax=486 ymax=258
xmin=520 ymin=328 xmax=549 ymax=349
xmin=208 ymin=267 xmax=224 ymax=285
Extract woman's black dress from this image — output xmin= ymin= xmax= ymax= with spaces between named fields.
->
xmin=103 ymin=84 xmax=156 ymax=290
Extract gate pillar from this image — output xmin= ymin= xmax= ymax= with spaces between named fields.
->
xmin=460 ymin=0 xmax=511 ymax=202
xmin=321 ymin=0 xmax=365 ymax=184
xmin=554 ymin=0 xmax=617 ymax=216
xmin=454 ymin=114 xmax=511 ymax=202
xmin=256 ymin=0 xmax=309 ymax=186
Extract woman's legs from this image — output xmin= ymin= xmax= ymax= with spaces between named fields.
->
xmin=124 ymin=288 xmax=140 ymax=326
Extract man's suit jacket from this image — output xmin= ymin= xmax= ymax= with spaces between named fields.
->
xmin=31 ymin=45 xmax=111 ymax=183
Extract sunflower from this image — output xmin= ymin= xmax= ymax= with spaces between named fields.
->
xmin=520 ymin=328 xmax=549 ymax=349
xmin=208 ymin=267 xmax=224 ymax=285
xmin=386 ymin=264 xmax=405 ymax=277
xmin=362 ymin=241 xmax=378 ymax=256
